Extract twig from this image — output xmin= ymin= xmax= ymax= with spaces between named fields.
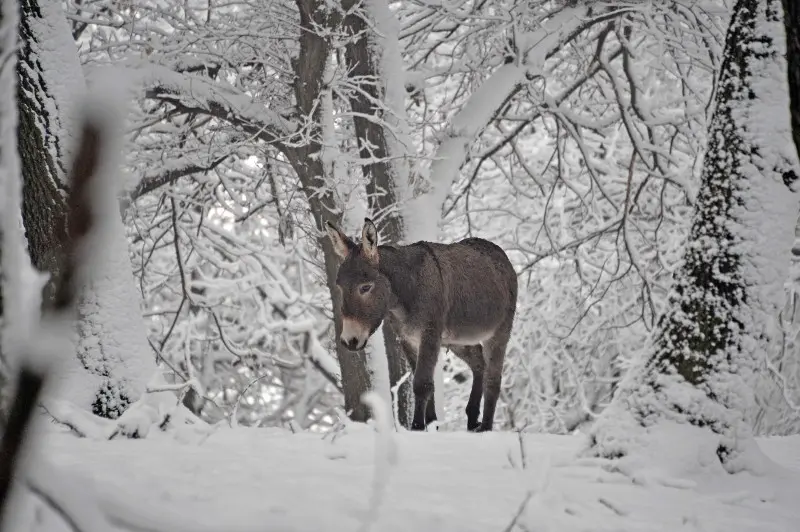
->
xmin=501 ymin=491 xmax=534 ymax=532
xmin=0 ymin=368 xmax=45 ymax=509
xmin=229 ymin=372 xmax=275 ymax=428
xmin=39 ymin=403 xmax=88 ymax=439
xmin=516 ymin=428 xmax=527 ymax=470
xmin=25 ymin=480 xmax=84 ymax=532
xmin=598 ymin=496 xmax=627 ymax=516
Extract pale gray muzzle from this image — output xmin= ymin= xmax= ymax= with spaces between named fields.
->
xmin=340 ymin=316 xmax=369 ymax=351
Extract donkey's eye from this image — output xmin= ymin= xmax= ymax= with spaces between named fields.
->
xmin=359 ymin=283 xmax=373 ymax=295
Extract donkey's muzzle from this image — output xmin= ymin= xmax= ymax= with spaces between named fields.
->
xmin=340 ymin=337 xmax=363 ymax=351
xmin=340 ymin=316 xmax=368 ymax=351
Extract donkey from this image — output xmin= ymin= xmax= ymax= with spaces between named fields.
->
xmin=326 ymin=218 xmax=518 ymax=432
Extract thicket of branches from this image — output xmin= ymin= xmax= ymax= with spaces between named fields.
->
xmin=56 ymin=0 xmax=800 ymax=433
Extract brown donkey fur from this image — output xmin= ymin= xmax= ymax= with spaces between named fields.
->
xmin=326 ymin=218 xmax=518 ymax=432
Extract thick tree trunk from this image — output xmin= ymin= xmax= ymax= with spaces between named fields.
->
xmin=286 ymin=152 xmax=372 ymax=423
xmin=14 ymin=0 xmax=155 ymax=417
xmin=17 ymin=0 xmax=70 ymax=303
xmin=289 ymin=0 xmax=372 ymax=422
xmin=339 ymin=0 xmax=413 ymax=428
xmin=783 ymin=0 xmax=800 ymax=162
xmin=340 ymin=0 xmax=404 ymax=241
xmin=590 ymin=0 xmax=799 ymax=470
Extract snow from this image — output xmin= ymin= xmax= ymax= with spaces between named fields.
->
xmin=21 ymin=0 xmax=87 ymax=182
xmin=366 ymin=326 xmax=392 ymax=418
xmin=112 ymin=61 xmax=294 ymax=141
xmin=359 ymin=391 xmax=399 ymax=532
xmin=7 ymin=425 xmax=800 ymax=532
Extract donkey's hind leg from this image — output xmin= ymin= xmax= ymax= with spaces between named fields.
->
xmin=477 ymin=323 xmax=512 ymax=432
xmin=450 ymin=345 xmax=485 ymax=431
xmin=424 ymin=394 xmax=437 ymax=427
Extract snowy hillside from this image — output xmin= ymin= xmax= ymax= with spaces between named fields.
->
xmin=13 ymin=425 xmax=800 ymax=532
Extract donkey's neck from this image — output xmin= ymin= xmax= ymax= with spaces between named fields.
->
xmin=377 ymin=245 xmax=419 ymax=312
xmin=376 ymin=245 xmax=409 ymax=282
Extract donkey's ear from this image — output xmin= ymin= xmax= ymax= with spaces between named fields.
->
xmin=362 ymin=218 xmax=379 ymax=265
xmin=325 ymin=221 xmax=353 ymax=259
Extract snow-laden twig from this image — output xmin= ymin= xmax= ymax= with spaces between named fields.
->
xmin=390 ymin=370 xmax=411 ymax=431
xmin=359 ymin=391 xmax=398 ymax=532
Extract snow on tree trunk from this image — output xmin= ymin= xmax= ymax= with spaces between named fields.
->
xmin=340 ymin=0 xmax=416 ymax=426
xmin=16 ymin=0 xmax=155 ymax=417
xmin=1 ymin=0 xmax=44 ymax=416
xmin=0 ymin=0 xmax=13 ymax=405
xmin=289 ymin=0 xmax=373 ymax=422
xmin=365 ymin=327 xmax=392 ymax=423
xmin=588 ymin=0 xmax=799 ymax=472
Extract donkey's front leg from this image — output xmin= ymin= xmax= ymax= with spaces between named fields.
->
xmin=411 ymin=331 xmax=440 ymax=431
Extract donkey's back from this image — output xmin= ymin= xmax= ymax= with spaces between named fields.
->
xmin=420 ymin=237 xmax=517 ymax=345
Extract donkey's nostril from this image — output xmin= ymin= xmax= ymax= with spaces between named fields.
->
xmin=341 ymin=337 xmax=359 ymax=351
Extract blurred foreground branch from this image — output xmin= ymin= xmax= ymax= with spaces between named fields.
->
xmin=0 ymin=116 xmax=105 ymax=524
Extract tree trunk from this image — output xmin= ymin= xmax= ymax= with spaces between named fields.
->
xmin=783 ymin=0 xmax=800 ymax=162
xmin=17 ymin=0 xmax=70 ymax=302
xmin=15 ymin=0 xmax=156 ymax=416
xmin=288 ymin=0 xmax=372 ymax=422
xmin=589 ymin=0 xmax=799 ymax=470
xmin=287 ymin=150 xmax=373 ymax=423
xmin=339 ymin=0 xmax=413 ymax=427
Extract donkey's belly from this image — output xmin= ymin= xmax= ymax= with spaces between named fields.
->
xmin=396 ymin=324 xmax=493 ymax=352
xmin=441 ymin=326 xmax=494 ymax=347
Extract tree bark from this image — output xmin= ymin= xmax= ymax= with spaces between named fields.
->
xmin=590 ymin=0 xmax=799 ymax=469
xmin=14 ymin=0 xmax=156 ymax=417
xmin=17 ymin=0 xmax=70 ymax=304
xmin=783 ymin=0 xmax=800 ymax=162
xmin=339 ymin=0 xmax=413 ymax=428
xmin=288 ymin=0 xmax=372 ymax=422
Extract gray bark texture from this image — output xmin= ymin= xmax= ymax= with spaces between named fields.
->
xmin=16 ymin=0 xmax=70 ymax=305
xmin=287 ymin=0 xmax=373 ymax=422
xmin=339 ymin=0 xmax=413 ymax=428
xmin=651 ymin=0 xmax=795 ymax=393
xmin=591 ymin=0 xmax=798 ymax=465
xmin=783 ymin=0 xmax=800 ymax=162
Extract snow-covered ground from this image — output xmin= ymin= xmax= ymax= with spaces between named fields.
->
xmin=13 ymin=423 xmax=800 ymax=532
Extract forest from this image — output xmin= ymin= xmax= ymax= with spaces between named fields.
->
xmin=0 ymin=0 xmax=800 ymax=530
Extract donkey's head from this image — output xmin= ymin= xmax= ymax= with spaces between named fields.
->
xmin=325 ymin=218 xmax=391 ymax=351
